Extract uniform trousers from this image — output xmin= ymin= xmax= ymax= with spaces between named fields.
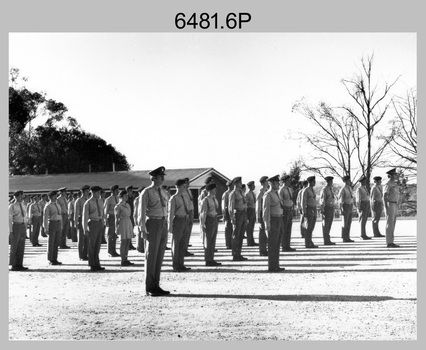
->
xmin=224 ymin=211 xmax=233 ymax=248
xmin=371 ymin=201 xmax=383 ymax=236
xmin=70 ymin=217 xmax=78 ymax=242
xmin=267 ymin=216 xmax=282 ymax=271
xmin=304 ymin=206 xmax=317 ymax=247
xmin=137 ymin=226 xmax=145 ymax=253
xmin=87 ymin=220 xmax=102 ymax=267
xmin=144 ymin=218 xmax=168 ymax=292
xmin=184 ymin=210 xmax=194 ymax=250
xmin=171 ymin=216 xmax=188 ymax=270
xmin=341 ymin=203 xmax=353 ymax=240
xmin=10 ymin=222 xmax=26 ymax=267
xmin=204 ymin=216 xmax=218 ymax=262
xmin=77 ymin=217 xmax=89 ymax=259
xmin=359 ymin=201 xmax=370 ymax=237
xmin=47 ymin=221 xmax=61 ymax=262
xmin=30 ymin=216 xmax=42 ymax=246
xmin=246 ymin=208 xmax=256 ymax=245
xmin=299 ymin=211 xmax=306 ymax=238
xmin=120 ymin=239 xmax=131 ymax=262
xmin=280 ymin=208 xmax=293 ymax=249
xmin=232 ymin=209 xmax=247 ymax=257
xmin=258 ymin=217 xmax=267 ymax=255
xmin=106 ymin=215 xmax=118 ymax=255
xmin=60 ymin=213 xmax=69 ymax=247
xmin=322 ymin=205 xmax=334 ymax=244
xmin=385 ymin=203 xmax=398 ymax=244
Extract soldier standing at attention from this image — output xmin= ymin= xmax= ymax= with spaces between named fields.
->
xmin=82 ymin=186 xmax=105 ymax=271
xmin=200 ymin=183 xmax=222 ymax=266
xmin=28 ymin=194 xmax=43 ymax=247
xmin=257 ymin=176 xmax=269 ymax=256
xmin=57 ymin=187 xmax=70 ymax=249
xmin=168 ymin=179 xmax=191 ymax=272
xmin=383 ymin=168 xmax=401 ymax=248
xmin=370 ymin=176 xmax=385 ymax=237
xmin=339 ymin=175 xmax=354 ymax=243
xmin=74 ymin=185 xmax=90 ymax=261
xmin=198 ymin=176 xmax=214 ymax=213
xmin=302 ymin=176 xmax=318 ymax=248
xmin=114 ymin=190 xmax=134 ymax=266
xmin=245 ymin=181 xmax=258 ymax=246
xmin=104 ymin=185 xmax=120 ymax=257
xmin=68 ymin=193 xmax=79 ymax=242
xmin=134 ymin=188 xmax=145 ymax=253
xmin=320 ymin=176 xmax=336 ymax=245
xmin=228 ymin=177 xmax=248 ymax=261
xmin=183 ymin=178 xmax=195 ymax=252
xmin=222 ymin=180 xmax=234 ymax=250
xmin=279 ymin=174 xmax=296 ymax=252
xmin=263 ymin=175 xmax=284 ymax=272
xmin=43 ymin=190 xmax=63 ymax=266
xmin=356 ymin=176 xmax=372 ymax=240
xmin=126 ymin=186 xmax=137 ymax=251
xmin=138 ymin=166 xmax=170 ymax=296
xmin=39 ymin=194 xmax=48 ymax=238
xmin=9 ymin=190 xmax=29 ymax=271
xmin=297 ymin=181 xmax=308 ymax=238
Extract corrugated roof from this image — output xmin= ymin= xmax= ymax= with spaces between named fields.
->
xmin=9 ymin=167 xmax=230 ymax=194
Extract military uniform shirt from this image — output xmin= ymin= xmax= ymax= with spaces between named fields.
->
xmin=68 ymin=199 xmax=75 ymax=216
xmin=29 ymin=202 xmax=42 ymax=218
xmin=339 ymin=186 xmax=353 ymax=205
xmin=200 ymin=196 xmax=219 ymax=226
xmin=383 ymin=181 xmax=400 ymax=203
xmin=370 ymin=184 xmax=383 ymax=203
xmin=74 ymin=196 xmax=87 ymax=222
xmin=169 ymin=193 xmax=189 ymax=218
xmin=320 ymin=186 xmax=335 ymax=209
xmin=256 ymin=187 xmax=268 ymax=218
xmin=57 ymin=195 xmax=68 ymax=215
xmin=184 ymin=189 xmax=194 ymax=211
xmin=279 ymin=185 xmax=293 ymax=208
xmin=9 ymin=201 xmax=28 ymax=232
xmin=302 ymin=187 xmax=316 ymax=212
xmin=43 ymin=201 xmax=62 ymax=230
xmin=82 ymin=197 xmax=105 ymax=230
xmin=104 ymin=195 xmax=119 ymax=216
xmin=138 ymin=185 xmax=168 ymax=231
xmin=245 ymin=191 xmax=256 ymax=209
xmin=356 ymin=185 xmax=369 ymax=203
xmin=228 ymin=189 xmax=247 ymax=220
xmin=222 ymin=190 xmax=231 ymax=216
xmin=263 ymin=189 xmax=283 ymax=227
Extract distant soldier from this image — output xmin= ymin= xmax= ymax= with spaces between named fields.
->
xmin=74 ymin=185 xmax=90 ymax=261
xmin=200 ymin=183 xmax=221 ymax=266
xmin=82 ymin=186 xmax=106 ymax=271
xmin=115 ymin=190 xmax=134 ymax=266
xmin=301 ymin=176 xmax=318 ymax=248
xmin=43 ymin=190 xmax=63 ymax=265
xmin=39 ymin=194 xmax=48 ymax=237
xmin=28 ymin=194 xmax=43 ymax=247
xmin=198 ymin=175 xmax=214 ymax=213
xmin=256 ymin=176 xmax=269 ymax=256
xmin=279 ymin=174 xmax=296 ymax=252
xmin=9 ymin=190 xmax=29 ymax=271
xmin=356 ymin=176 xmax=372 ymax=240
xmin=319 ymin=176 xmax=336 ymax=245
xmin=245 ymin=181 xmax=258 ymax=246
xmin=262 ymin=175 xmax=284 ymax=272
xmin=138 ymin=166 xmax=170 ymax=296
xmin=222 ymin=180 xmax=234 ymax=250
xmin=383 ymin=168 xmax=401 ymax=248
xmin=370 ymin=176 xmax=385 ymax=237
xmin=126 ymin=186 xmax=137 ymax=250
xmin=296 ymin=181 xmax=308 ymax=238
xmin=57 ymin=187 xmax=70 ymax=249
xmin=104 ymin=185 xmax=120 ymax=257
xmin=134 ymin=187 xmax=145 ymax=253
xmin=183 ymin=178 xmax=195 ymax=251
xmin=228 ymin=176 xmax=248 ymax=261
xmin=68 ymin=193 xmax=79 ymax=242
xmin=339 ymin=175 xmax=354 ymax=243
xmin=168 ymin=179 xmax=191 ymax=272
xmin=26 ymin=195 xmax=35 ymax=240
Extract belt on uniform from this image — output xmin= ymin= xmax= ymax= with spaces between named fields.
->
xmin=388 ymin=201 xmax=397 ymax=204
xmin=13 ymin=221 xmax=25 ymax=225
xmin=49 ymin=220 xmax=61 ymax=222
xmin=270 ymin=214 xmax=282 ymax=217
xmin=148 ymin=216 xmax=166 ymax=220
xmin=32 ymin=215 xmax=42 ymax=217
xmin=174 ymin=215 xmax=188 ymax=218
xmin=89 ymin=219 xmax=102 ymax=222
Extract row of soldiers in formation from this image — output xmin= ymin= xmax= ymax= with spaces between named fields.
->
xmin=9 ymin=166 xmax=401 ymax=296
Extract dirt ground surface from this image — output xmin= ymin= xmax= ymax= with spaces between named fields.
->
xmin=9 ymin=218 xmax=416 ymax=341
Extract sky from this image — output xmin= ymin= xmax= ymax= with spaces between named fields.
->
xmin=8 ymin=33 xmax=416 ymax=185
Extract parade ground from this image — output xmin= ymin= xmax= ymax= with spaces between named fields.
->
xmin=9 ymin=218 xmax=417 ymax=341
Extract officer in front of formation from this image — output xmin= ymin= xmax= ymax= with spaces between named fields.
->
xmin=356 ymin=176 xmax=372 ymax=240
xmin=43 ymin=190 xmax=63 ymax=265
xmin=74 ymin=185 xmax=90 ymax=261
xmin=339 ymin=175 xmax=354 ymax=243
xmin=104 ymin=184 xmax=120 ymax=257
xmin=370 ymin=176 xmax=385 ymax=237
xmin=256 ymin=176 xmax=269 ymax=256
xmin=301 ymin=176 xmax=318 ymax=248
xmin=319 ymin=176 xmax=336 ymax=245
xmin=138 ymin=166 xmax=170 ymax=296
xmin=9 ymin=190 xmax=29 ymax=271
xmin=82 ymin=186 xmax=105 ymax=271
xmin=383 ymin=168 xmax=400 ymax=248
xmin=262 ymin=175 xmax=284 ymax=272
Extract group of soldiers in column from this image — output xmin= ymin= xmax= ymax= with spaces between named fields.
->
xmin=9 ymin=166 xmax=401 ymax=297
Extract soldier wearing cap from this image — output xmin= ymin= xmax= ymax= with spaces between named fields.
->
xmin=57 ymin=187 xmax=71 ymax=249
xmin=182 ymin=178 xmax=195 ymax=252
xmin=68 ymin=192 xmax=79 ymax=242
xmin=200 ymin=183 xmax=222 ymax=266
xmin=383 ymin=168 xmax=401 ymax=248
xmin=133 ymin=187 xmax=145 ymax=253
xmin=245 ymin=181 xmax=258 ymax=246
xmin=222 ymin=180 xmax=234 ymax=250
xmin=137 ymin=166 xmax=170 ymax=296
xmin=125 ymin=185 xmax=137 ymax=251
xmin=43 ymin=190 xmax=64 ymax=265
xmin=168 ymin=179 xmax=191 ymax=272
xmin=263 ymin=175 xmax=285 ymax=272
xmin=114 ymin=190 xmax=134 ymax=266
xmin=356 ymin=176 xmax=372 ymax=240
xmin=74 ymin=185 xmax=90 ymax=260
xmin=339 ymin=175 xmax=354 ymax=242
xmin=104 ymin=185 xmax=120 ymax=257
xmin=9 ymin=190 xmax=29 ymax=271
xmin=39 ymin=194 xmax=49 ymax=238
xmin=320 ymin=176 xmax=336 ymax=245
xmin=100 ymin=189 xmax=108 ymax=245
xmin=228 ymin=176 xmax=248 ymax=261
xmin=370 ymin=176 xmax=385 ymax=237
xmin=28 ymin=194 xmax=43 ymax=247
xmin=301 ymin=176 xmax=318 ymax=248
xmin=82 ymin=186 xmax=105 ymax=271
xmin=198 ymin=175 xmax=214 ymax=212
xmin=257 ymin=176 xmax=269 ymax=256
xmin=279 ymin=174 xmax=296 ymax=252
xmin=296 ymin=181 xmax=309 ymax=238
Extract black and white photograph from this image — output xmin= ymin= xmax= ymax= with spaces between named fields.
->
xmin=4 ymin=0 xmax=419 ymax=342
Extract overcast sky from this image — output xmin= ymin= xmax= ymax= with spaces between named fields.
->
xmin=9 ymin=33 xmax=416 ymax=185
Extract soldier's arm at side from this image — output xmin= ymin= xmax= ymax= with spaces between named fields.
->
xmin=262 ymin=193 xmax=271 ymax=233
